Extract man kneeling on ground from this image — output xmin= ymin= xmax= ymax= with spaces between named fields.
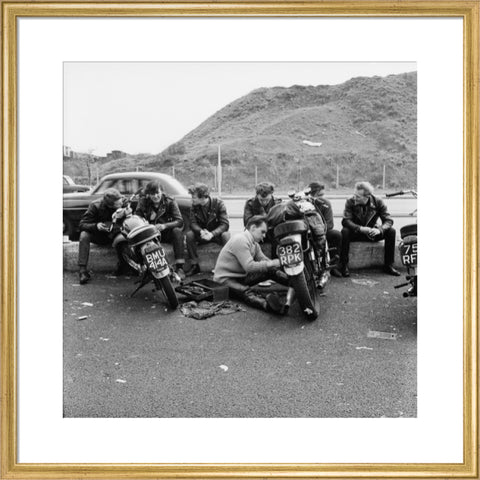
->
xmin=213 ymin=215 xmax=288 ymax=314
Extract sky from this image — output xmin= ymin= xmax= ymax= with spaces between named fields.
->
xmin=64 ymin=62 xmax=416 ymax=156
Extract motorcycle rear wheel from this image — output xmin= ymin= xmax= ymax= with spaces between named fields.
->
xmin=155 ymin=276 xmax=179 ymax=310
xmin=290 ymin=260 xmax=318 ymax=321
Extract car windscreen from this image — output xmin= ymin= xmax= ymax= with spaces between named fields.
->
xmin=94 ymin=176 xmax=188 ymax=197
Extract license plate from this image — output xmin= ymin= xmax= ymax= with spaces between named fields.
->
xmin=399 ymin=243 xmax=417 ymax=266
xmin=278 ymin=243 xmax=303 ymax=266
xmin=144 ymin=246 xmax=168 ymax=272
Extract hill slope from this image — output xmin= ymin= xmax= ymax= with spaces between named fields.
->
xmin=66 ymin=71 xmax=417 ymax=193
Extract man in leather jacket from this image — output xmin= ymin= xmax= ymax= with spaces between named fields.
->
xmin=135 ymin=180 xmax=186 ymax=279
xmin=243 ymin=182 xmax=282 ymax=258
xmin=307 ymin=182 xmax=342 ymax=277
xmin=77 ymin=188 xmax=130 ymax=285
xmin=185 ymin=183 xmax=230 ymax=276
xmin=243 ymin=182 xmax=282 ymax=227
xmin=340 ymin=181 xmax=400 ymax=277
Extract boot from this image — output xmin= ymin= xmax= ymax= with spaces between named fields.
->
xmin=79 ymin=268 xmax=91 ymax=285
xmin=265 ymin=293 xmax=285 ymax=315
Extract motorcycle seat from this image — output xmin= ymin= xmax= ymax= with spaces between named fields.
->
xmin=400 ymin=223 xmax=417 ymax=239
xmin=273 ymin=220 xmax=308 ymax=239
xmin=127 ymin=224 xmax=160 ymax=247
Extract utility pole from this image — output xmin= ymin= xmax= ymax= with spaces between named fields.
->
xmin=382 ymin=164 xmax=386 ymax=190
xmin=217 ymin=145 xmax=222 ymax=197
xmin=172 ymin=166 xmax=175 ymax=178
xmin=336 ymin=164 xmax=339 ymax=189
xmin=255 ymin=165 xmax=258 ymax=186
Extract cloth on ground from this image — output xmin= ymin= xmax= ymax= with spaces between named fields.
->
xmin=180 ymin=300 xmax=246 ymax=320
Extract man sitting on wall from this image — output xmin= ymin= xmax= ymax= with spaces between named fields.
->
xmin=243 ymin=182 xmax=282 ymax=226
xmin=340 ymin=181 xmax=400 ymax=277
xmin=307 ymin=182 xmax=342 ymax=278
xmin=77 ymin=188 xmax=131 ymax=285
xmin=135 ymin=180 xmax=186 ymax=279
xmin=214 ymin=215 xmax=287 ymax=314
xmin=185 ymin=183 xmax=230 ymax=276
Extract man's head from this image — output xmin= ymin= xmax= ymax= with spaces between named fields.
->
xmin=188 ymin=183 xmax=210 ymax=206
xmin=145 ymin=180 xmax=163 ymax=206
xmin=353 ymin=181 xmax=374 ymax=205
xmin=103 ymin=188 xmax=123 ymax=209
xmin=246 ymin=215 xmax=268 ymax=243
xmin=308 ymin=182 xmax=325 ymax=198
xmin=255 ymin=182 xmax=275 ymax=206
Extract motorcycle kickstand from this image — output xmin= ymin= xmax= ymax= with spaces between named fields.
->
xmin=130 ymin=273 xmax=151 ymax=298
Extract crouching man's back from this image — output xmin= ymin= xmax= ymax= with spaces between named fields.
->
xmin=213 ymin=215 xmax=288 ymax=314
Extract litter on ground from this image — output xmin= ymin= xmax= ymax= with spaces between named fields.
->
xmin=219 ymin=365 xmax=228 ymax=372
xmin=356 ymin=346 xmax=374 ymax=351
xmin=368 ymin=330 xmax=397 ymax=340
xmin=77 ymin=316 xmax=88 ymax=321
xmin=351 ymin=279 xmax=379 ymax=287
xmin=180 ymin=300 xmax=245 ymax=320
xmin=81 ymin=302 xmax=94 ymax=307
xmin=115 ymin=379 xmax=127 ymax=384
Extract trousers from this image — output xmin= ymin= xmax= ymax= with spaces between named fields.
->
xmin=339 ymin=227 xmax=396 ymax=267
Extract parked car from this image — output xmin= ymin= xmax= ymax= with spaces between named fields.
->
xmin=63 ymin=172 xmax=191 ymax=240
xmin=63 ymin=175 xmax=91 ymax=193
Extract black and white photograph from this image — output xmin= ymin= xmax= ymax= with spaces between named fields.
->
xmin=63 ymin=61 xmax=417 ymax=418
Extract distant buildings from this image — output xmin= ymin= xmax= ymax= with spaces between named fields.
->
xmin=63 ymin=146 xmax=128 ymax=162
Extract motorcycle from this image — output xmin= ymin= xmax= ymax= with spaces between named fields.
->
xmin=267 ymin=190 xmax=333 ymax=321
xmin=385 ymin=190 xmax=417 ymax=297
xmin=112 ymin=197 xmax=179 ymax=309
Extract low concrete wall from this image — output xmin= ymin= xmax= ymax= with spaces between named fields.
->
xmin=63 ymin=240 xmax=400 ymax=273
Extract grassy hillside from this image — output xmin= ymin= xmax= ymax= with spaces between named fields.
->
xmin=65 ymin=71 xmax=417 ymax=193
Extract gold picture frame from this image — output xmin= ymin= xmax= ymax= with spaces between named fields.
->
xmin=1 ymin=1 xmax=478 ymax=478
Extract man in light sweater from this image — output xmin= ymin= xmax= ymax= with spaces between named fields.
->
xmin=213 ymin=215 xmax=288 ymax=314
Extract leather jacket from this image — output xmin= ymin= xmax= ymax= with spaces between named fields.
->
xmin=190 ymin=196 xmax=229 ymax=237
xmin=79 ymin=198 xmax=125 ymax=237
xmin=135 ymin=194 xmax=184 ymax=230
xmin=342 ymin=194 xmax=393 ymax=233
xmin=243 ymin=196 xmax=282 ymax=226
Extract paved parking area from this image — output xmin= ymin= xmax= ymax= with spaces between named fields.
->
xmin=64 ymin=270 xmax=416 ymax=418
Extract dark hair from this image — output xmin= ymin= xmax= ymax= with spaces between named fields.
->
xmin=188 ymin=183 xmax=210 ymax=198
xmin=255 ymin=182 xmax=274 ymax=197
xmin=103 ymin=188 xmax=122 ymax=206
xmin=145 ymin=180 xmax=163 ymax=195
xmin=308 ymin=182 xmax=325 ymax=194
xmin=246 ymin=215 xmax=267 ymax=230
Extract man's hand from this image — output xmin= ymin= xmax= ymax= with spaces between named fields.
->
xmin=201 ymin=230 xmax=214 ymax=241
xmin=359 ymin=226 xmax=371 ymax=235
xmin=155 ymin=224 xmax=166 ymax=232
xmin=97 ymin=222 xmax=108 ymax=232
xmin=368 ymin=228 xmax=381 ymax=238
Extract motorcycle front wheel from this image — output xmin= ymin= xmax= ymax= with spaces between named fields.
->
xmin=155 ymin=276 xmax=179 ymax=310
xmin=289 ymin=260 xmax=318 ymax=321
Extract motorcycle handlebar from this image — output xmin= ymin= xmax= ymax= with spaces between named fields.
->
xmin=385 ymin=190 xmax=405 ymax=198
